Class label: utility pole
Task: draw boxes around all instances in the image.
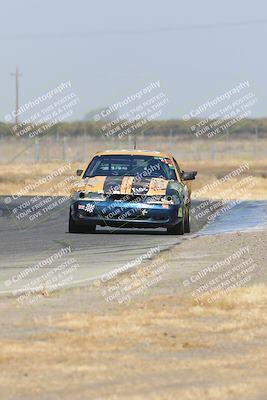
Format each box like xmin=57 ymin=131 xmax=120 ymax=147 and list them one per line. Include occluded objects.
xmin=10 ymin=67 xmax=22 ymax=125
xmin=255 ymin=125 xmax=258 ymax=158
xmin=169 ymin=128 xmax=173 ymax=149
xmin=133 ymin=98 xmax=137 ymax=150
xmin=133 ymin=133 xmax=137 ymax=150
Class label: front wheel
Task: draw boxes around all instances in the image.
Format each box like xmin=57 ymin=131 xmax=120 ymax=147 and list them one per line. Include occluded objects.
xmin=68 ymin=211 xmax=96 ymax=233
xmin=184 ymin=209 xmax=190 ymax=233
xmin=167 ymin=217 xmax=185 ymax=235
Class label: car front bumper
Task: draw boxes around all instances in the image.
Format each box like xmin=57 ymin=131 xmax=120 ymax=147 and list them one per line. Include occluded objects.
xmin=70 ymin=200 xmax=183 ymax=229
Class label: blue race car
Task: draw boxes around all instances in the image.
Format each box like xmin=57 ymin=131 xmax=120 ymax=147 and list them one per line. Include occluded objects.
xmin=69 ymin=150 xmax=197 ymax=234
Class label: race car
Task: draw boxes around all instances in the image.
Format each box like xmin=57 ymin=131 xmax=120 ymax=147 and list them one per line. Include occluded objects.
xmin=69 ymin=150 xmax=197 ymax=234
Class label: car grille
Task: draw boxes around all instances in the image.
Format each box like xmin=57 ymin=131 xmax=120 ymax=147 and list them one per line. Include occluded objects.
xmin=108 ymin=194 xmax=144 ymax=202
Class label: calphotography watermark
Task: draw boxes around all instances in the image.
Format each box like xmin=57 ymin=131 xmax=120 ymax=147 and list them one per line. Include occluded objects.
xmin=5 ymin=80 xmax=80 ymax=138
xmin=94 ymin=81 xmax=169 ymax=139
xmin=182 ymin=80 xmax=258 ymax=138
xmin=191 ymin=163 xmax=257 ymax=230
xmin=4 ymin=246 xmax=79 ymax=305
xmin=4 ymin=163 xmax=76 ymax=229
xmin=93 ymin=246 xmax=167 ymax=304
xmin=182 ymin=246 xmax=260 ymax=305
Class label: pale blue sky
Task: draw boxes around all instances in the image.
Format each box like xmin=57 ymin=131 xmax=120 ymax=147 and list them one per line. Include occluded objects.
xmin=0 ymin=0 xmax=266 ymax=120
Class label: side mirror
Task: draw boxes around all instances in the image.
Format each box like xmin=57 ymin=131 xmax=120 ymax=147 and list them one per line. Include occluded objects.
xmin=181 ymin=171 xmax=197 ymax=181
xmin=76 ymin=169 xmax=83 ymax=177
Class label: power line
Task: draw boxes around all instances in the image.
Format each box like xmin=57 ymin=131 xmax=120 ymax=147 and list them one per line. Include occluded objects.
xmin=1 ymin=19 xmax=267 ymax=40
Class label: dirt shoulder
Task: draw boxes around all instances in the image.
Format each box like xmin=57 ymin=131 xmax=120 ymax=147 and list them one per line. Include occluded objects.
xmin=0 ymin=228 xmax=266 ymax=400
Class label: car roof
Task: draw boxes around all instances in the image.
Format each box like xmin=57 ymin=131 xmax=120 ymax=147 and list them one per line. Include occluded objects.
xmin=95 ymin=149 xmax=174 ymax=158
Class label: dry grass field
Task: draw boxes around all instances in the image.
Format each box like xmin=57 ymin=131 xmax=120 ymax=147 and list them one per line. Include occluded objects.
xmin=0 ymin=159 xmax=266 ymax=199
xmin=0 ymin=137 xmax=267 ymax=199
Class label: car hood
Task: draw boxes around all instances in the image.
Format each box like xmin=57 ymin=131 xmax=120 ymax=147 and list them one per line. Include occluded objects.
xmin=73 ymin=175 xmax=169 ymax=196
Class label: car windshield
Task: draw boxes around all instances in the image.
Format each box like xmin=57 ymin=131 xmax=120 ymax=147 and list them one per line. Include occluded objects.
xmin=84 ymin=155 xmax=177 ymax=180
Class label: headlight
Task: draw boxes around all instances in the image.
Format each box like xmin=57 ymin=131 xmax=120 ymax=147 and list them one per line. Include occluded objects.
xmin=146 ymin=195 xmax=177 ymax=205
xmin=73 ymin=192 xmax=106 ymax=201
xmin=161 ymin=195 xmax=175 ymax=204
xmin=72 ymin=192 xmax=82 ymax=200
xmin=146 ymin=195 xmax=162 ymax=204
xmin=86 ymin=192 xmax=106 ymax=201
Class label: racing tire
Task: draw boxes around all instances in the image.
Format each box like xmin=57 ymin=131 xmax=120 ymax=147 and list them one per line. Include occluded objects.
xmin=85 ymin=225 xmax=96 ymax=233
xmin=184 ymin=209 xmax=190 ymax=233
xmin=167 ymin=216 xmax=185 ymax=235
xmin=68 ymin=212 xmax=96 ymax=234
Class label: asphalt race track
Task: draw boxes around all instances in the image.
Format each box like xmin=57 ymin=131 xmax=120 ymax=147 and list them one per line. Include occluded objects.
xmin=0 ymin=197 xmax=266 ymax=294
xmin=0 ymin=197 xmax=202 ymax=294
